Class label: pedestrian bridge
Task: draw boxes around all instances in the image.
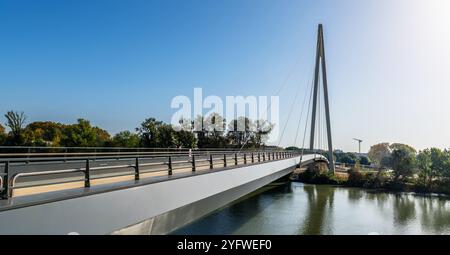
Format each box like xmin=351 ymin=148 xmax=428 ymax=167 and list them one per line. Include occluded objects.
xmin=0 ymin=150 xmax=327 ymax=234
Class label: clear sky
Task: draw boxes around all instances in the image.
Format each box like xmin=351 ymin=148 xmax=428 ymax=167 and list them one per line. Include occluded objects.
xmin=1 ymin=0 xmax=449 ymax=152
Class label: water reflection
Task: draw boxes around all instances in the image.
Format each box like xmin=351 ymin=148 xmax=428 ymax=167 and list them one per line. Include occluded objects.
xmin=393 ymin=195 xmax=417 ymax=225
xmin=300 ymin=185 xmax=334 ymax=234
xmin=420 ymin=196 xmax=450 ymax=233
xmin=172 ymin=183 xmax=450 ymax=235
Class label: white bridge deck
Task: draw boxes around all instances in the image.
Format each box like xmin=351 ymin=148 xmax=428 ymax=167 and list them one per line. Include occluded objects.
xmin=0 ymin=153 xmax=327 ymax=235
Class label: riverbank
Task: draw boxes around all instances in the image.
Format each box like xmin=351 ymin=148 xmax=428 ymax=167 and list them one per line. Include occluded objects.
xmin=290 ymin=164 xmax=450 ymax=196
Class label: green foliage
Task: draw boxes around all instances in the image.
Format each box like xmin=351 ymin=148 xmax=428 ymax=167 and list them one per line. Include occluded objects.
xmin=415 ymin=148 xmax=450 ymax=192
xmin=174 ymin=130 xmax=197 ymax=148
xmin=194 ymin=114 xmax=273 ymax=149
xmin=60 ymin=119 xmax=110 ymax=147
xmin=137 ymin=118 xmax=164 ymax=147
xmin=111 ymin=131 xmax=140 ymax=147
xmin=359 ymin=156 xmax=371 ymax=165
xmin=0 ymin=124 xmax=6 ymax=144
xmin=390 ymin=147 xmax=416 ymax=182
xmin=297 ymin=170 xmax=342 ymax=185
xmin=390 ymin=143 xmax=417 ymax=155
xmin=336 ymin=152 xmax=358 ymax=164
xmin=295 ymin=162 xmax=345 ymax=185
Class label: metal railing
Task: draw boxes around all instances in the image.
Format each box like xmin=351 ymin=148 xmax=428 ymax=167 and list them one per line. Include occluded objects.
xmin=0 ymin=150 xmax=301 ymax=199
xmin=0 ymin=146 xmax=288 ymax=159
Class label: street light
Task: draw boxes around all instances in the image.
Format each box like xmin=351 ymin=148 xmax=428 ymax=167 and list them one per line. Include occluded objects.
xmin=353 ymin=138 xmax=363 ymax=154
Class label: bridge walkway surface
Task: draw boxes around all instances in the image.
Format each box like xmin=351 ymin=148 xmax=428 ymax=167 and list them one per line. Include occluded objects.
xmin=0 ymin=151 xmax=327 ymax=234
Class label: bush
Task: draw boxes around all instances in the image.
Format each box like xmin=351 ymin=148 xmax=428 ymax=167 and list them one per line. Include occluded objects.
xmin=295 ymin=162 xmax=344 ymax=185
xmin=296 ymin=170 xmax=342 ymax=185
xmin=362 ymin=171 xmax=389 ymax=189
xmin=347 ymin=169 xmax=363 ymax=187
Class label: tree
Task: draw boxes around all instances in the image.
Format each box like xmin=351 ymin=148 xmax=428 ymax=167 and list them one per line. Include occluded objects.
xmin=191 ymin=113 xmax=228 ymax=148
xmin=137 ymin=118 xmax=176 ymax=148
xmin=390 ymin=143 xmax=416 ymax=156
xmin=359 ymin=156 xmax=371 ymax=165
xmin=158 ymin=124 xmax=176 ymax=148
xmin=174 ymin=130 xmax=197 ymax=148
xmin=4 ymin=111 xmax=27 ymax=145
xmin=226 ymin=117 xmax=254 ymax=148
xmin=112 ymin=131 xmax=140 ymax=147
xmin=24 ymin=121 xmax=64 ymax=146
xmin=416 ymin=149 xmax=434 ymax=189
xmin=61 ymin=119 xmax=110 ymax=147
xmin=429 ymin=148 xmax=450 ymax=178
xmin=253 ymin=119 xmax=274 ymax=148
xmin=171 ymin=118 xmax=198 ymax=148
xmin=391 ymin=148 xmax=416 ymax=181
xmin=0 ymin=124 xmax=6 ymax=145
xmin=338 ymin=153 xmax=358 ymax=164
xmin=368 ymin=143 xmax=391 ymax=167
xmin=137 ymin=118 xmax=164 ymax=147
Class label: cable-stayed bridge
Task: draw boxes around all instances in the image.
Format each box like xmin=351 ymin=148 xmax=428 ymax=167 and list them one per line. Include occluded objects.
xmin=0 ymin=24 xmax=335 ymax=234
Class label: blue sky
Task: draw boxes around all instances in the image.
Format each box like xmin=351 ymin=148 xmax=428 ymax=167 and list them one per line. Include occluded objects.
xmin=1 ymin=0 xmax=449 ymax=152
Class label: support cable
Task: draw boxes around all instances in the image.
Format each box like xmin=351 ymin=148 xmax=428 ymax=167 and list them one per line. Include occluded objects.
xmin=238 ymin=56 xmax=304 ymax=153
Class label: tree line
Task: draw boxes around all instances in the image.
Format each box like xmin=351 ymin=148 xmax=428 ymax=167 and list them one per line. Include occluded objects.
xmin=354 ymin=142 xmax=450 ymax=194
xmin=293 ymin=142 xmax=450 ymax=195
xmin=0 ymin=111 xmax=274 ymax=149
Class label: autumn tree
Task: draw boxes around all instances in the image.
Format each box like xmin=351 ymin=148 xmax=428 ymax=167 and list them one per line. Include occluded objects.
xmin=24 ymin=121 xmax=64 ymax=146
xmin=368 ymin=143 xmax=391 ymax=168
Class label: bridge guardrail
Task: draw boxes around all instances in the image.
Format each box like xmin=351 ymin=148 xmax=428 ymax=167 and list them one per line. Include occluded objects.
xmin=1 ymin=150 xmax=302 ymax=200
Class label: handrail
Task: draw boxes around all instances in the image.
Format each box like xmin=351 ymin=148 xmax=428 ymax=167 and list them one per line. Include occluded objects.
xmin=0 ymin=149 xmax=289 ymax=162
xmin=0 ymin=151 xmax=303 ymax=199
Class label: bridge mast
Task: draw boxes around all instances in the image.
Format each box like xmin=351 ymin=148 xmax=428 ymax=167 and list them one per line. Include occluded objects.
xmin=309 ymin=24 xmax=335 ymax=172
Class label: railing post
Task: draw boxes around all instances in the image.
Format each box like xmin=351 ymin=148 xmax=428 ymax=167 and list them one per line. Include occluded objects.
xmin=135 ymin=157 xmax=140 ymax=180
xmin=251 ymin=153 xmax=254 ymax=163
xmin=258 ymin=153 xmax=260 ymax=162
xmin=268 ymin=153 xmax=271 ymax=160
xmin=244 ymin=153 xmax=247 ymax=164
xmin=1 ymin=162 xmax=10 ymax=199
xmin=209 ymin=154 xmax=214 ymax=169
xmin=168 ymin=156 xmax=173 ymax=175
xmin=223 ymin=154 xmax=227 ymax=167
xmin=192 ymin=155 xmax=196 ymax=172
xmin=85 ymin=159 xmax=91 ymax=188
xmin=263 ymin=153 xmax=266 ymax=161
xmin=234 ymin=153 xmax=238 ymax=165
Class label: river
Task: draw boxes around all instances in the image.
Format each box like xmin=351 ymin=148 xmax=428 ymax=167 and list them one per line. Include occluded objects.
xmin=171 ymin=182 xmax=450 ymax=235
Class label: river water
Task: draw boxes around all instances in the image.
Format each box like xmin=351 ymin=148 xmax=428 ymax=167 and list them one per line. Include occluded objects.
xmin=172 ymin=182 xmax=450 ymax=235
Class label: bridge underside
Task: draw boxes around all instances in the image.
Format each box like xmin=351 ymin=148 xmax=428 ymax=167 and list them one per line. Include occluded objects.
xmin=112 ymin=163 xmax=294 ymax=235
xmin=0 ymin=154 xmax=326 ymax=235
